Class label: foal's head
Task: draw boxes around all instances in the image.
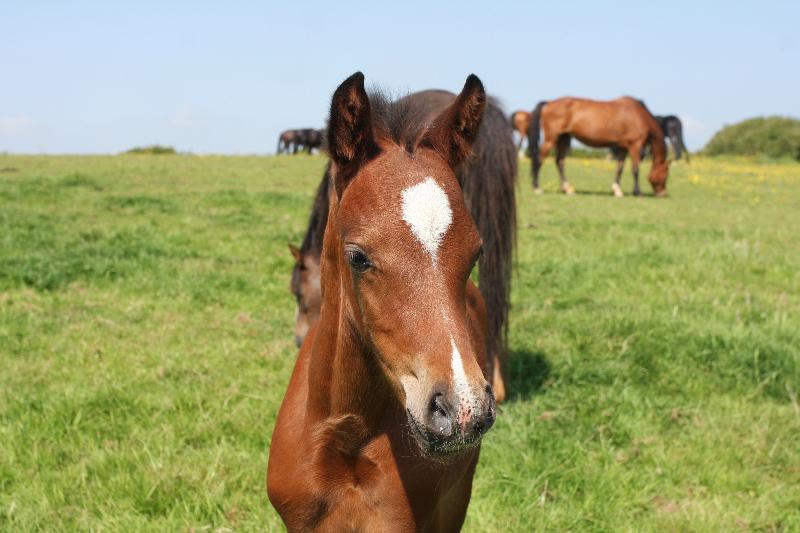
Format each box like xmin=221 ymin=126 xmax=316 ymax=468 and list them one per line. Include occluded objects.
xmin=324 ymin=72 xmax=496 ymax=456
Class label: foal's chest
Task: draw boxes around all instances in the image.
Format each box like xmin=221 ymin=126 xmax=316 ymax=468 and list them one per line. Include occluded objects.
xmin=300 ymin=436 xmax=416 ymax=531
xmin=299 ymin=436 xmax=476 ymax=532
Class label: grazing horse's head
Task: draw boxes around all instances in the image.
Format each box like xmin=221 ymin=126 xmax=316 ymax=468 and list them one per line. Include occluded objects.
xmin=649 ymin=159 xmax=670 ymax=197
xmin=324 ymin=72 xmax=496 ymax=456
xmin=289 ymin=244 xmax=321 ymax=347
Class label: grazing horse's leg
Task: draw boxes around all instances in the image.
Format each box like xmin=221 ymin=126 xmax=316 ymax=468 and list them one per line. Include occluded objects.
xmin=555 ymin=134 xmax=574 ymax=194
xmin=612 ymin=150 xmax=626 ymax=197
xmin=533 ymin=139 xmax=553 ymax=194
xmin=629 ymin=144 xmax=643 ymax=196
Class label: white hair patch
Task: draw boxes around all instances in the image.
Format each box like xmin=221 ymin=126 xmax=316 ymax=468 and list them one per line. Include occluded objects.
xmin=401 ymin=177 xmax=452 ymax=261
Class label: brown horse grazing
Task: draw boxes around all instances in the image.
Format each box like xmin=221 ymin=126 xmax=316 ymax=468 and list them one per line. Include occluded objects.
xmin=527 ymin=97 xmax=670 ymax=196
xmin=288 ymin=89 xmax=516 ymax=404
xmin=510 ymin=110 xmax=531 ymax=152
xmin=269 ymin=73 xmax=500 ymax=531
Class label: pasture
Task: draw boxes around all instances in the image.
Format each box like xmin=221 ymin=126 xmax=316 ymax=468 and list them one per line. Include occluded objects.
xmin=1 ymin=153 xmax=798 ymax=531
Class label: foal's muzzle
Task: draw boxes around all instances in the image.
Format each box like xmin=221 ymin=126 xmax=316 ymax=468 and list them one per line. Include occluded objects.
xmin=413 ymin=384 xmax=496 ymax=455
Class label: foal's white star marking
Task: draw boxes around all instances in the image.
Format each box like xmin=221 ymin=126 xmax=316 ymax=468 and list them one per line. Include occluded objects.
xmin=401 ymin=177 xmax=452 ymax=262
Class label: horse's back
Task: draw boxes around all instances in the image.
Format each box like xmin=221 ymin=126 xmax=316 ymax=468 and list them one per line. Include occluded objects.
xmin=545 ymin=96 xmax=642 ymax=115
xmin=541 ymin=96 xmax=651 ymax=146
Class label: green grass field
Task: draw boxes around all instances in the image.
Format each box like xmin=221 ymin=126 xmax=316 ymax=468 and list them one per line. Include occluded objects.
xmin=1 ymin=153 xmax=798 ymax=531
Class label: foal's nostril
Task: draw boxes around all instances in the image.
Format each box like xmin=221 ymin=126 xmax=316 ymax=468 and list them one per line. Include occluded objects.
xmin=426 ymin=392 xmax=454 ymax=437
xmin=483 ymin=385 xmax=497 ymax=433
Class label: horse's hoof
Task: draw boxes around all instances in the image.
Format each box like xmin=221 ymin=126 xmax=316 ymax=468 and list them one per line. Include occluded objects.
xmin=633 ymin=190 xmax=641 ymax=197
xmin=533 ymin=187 xmax=544 ymax=195
xmin=563 ymin=185 xmax=575 ymax=195
xmin=612 ymin=184 xmax=624 ymax=197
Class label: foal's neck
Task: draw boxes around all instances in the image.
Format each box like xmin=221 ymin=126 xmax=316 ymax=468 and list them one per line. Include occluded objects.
xmin=305 ymin=211 xmax=391 ymax=429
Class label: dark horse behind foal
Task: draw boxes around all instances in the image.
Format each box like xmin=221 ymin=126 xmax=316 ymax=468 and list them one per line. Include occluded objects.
xmin=269 ymin=73 xmax=502 ymax=531
xmin=612 ymin=112 xmax=690 ymax=162
xmin=289 ymin=87 xmax=516 ymax=402
xmin=527 ymin=97 xmax=670 ymax=196
xmin=656 ymin=115 xmax=690 ymax=161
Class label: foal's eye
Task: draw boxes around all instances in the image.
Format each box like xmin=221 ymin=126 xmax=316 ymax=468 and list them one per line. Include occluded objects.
xmin=345 ymin=246 xmax=371 ymax=274
xmin=469 ymin=246 xmax=483 ymax=277
xmin=472 ymin=246 xmax=484 ymax=268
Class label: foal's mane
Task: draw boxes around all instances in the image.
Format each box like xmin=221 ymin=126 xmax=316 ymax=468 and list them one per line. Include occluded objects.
xmin=298 ymin=163 xmax=330 ymax=258
xmin=367 ymin=89 xmax=455 ymax=153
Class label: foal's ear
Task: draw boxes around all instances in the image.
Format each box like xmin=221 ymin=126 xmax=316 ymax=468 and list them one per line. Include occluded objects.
xmin=327 ymin=72 xmax=378 ymax=197
xmin=288 ymin=244 xmax=302 ymax=263
xmin=420 ymin=74 xmax=486 ymax=169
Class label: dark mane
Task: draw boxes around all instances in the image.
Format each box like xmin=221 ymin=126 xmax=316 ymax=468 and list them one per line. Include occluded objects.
xmin=299 ymin=163 xmax=331 ymax=257
xmin=460 ymin=97 xmax=517 ymax=368
xmin=367 ymin=89 xmax=441 ymax=153
xmin=635 ymin=98 xmax=653 ymax=117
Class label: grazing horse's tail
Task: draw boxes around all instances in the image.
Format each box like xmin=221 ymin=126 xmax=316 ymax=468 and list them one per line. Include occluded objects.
xmin=672 ymin=117 xmax=690 ymax=162
xmin=527 ymin=101 xmax=546 ymax=169
xmin=277 ymin=135 xmax=282 ymax=155
xmin=461 ymin=98 xmax=517 ymax=386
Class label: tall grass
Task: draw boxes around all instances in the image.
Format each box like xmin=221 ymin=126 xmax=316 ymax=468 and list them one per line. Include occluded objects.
xmin=0 ymin=153 xmax=798 ymax=530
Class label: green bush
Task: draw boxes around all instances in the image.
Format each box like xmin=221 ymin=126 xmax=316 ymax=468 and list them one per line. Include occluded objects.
xmin=704 ymin=116 xmax=800 ymax=160
xmin=124 ymin=145 xmax=176 ymax=155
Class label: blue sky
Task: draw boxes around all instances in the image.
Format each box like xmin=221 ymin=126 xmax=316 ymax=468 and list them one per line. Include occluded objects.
xmin=2 ymin=1 xmax=798 ymax=154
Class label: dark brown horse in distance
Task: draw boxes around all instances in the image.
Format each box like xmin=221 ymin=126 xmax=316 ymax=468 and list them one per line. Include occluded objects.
xmin=528 ymin=97 xmax=670 ymax=196
xmin=269 ymin=73 xmax=501 ymax=531
xmin=276 ymin=129 xmax=300 ymax=154
xmin=510 ymin=110 xmax=531 ymax=151
xmin=655 ymin=115 xmax=690 ymax=161
xmin=297 ymin=128 xmax=324 ymax=154
xmin=277 ymin=128 xmax=325 ymax=155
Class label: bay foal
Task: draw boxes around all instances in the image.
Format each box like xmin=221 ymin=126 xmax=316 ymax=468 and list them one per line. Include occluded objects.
xmin=289 ymin=88 xmax=516 ymax=403
xmin=268 ymin=73 xmax=497 ymax=531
